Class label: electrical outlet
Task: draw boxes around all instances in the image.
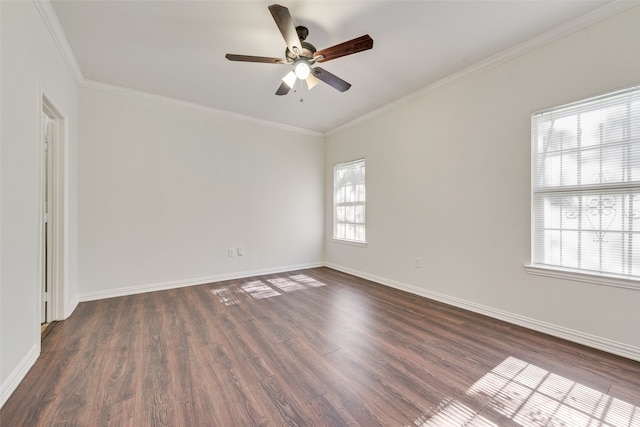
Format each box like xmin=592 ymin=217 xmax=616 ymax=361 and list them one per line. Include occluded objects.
xmin=237 ymin=247 xmax=245 ymax=256
xmin=228 ymin=248 xmax=235 ymax=257
xmin=415 ymin=257 xmax=421 ymax=268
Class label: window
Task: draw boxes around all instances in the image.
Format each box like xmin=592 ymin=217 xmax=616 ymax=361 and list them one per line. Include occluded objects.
xmin=531 ymin=85 xmax=640 ymax=282
xmin=333 ymin=158 xmax=366 ymax=243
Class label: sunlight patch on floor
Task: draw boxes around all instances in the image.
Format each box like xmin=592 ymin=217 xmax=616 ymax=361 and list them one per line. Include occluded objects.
xmin=288 ymin=274 xmax=326 ymax=287
xmin=241 ymin=280 xmax=281 ymax=299
xmin=210 ymin=274 xmax=326 ymax=306
xmin=413 ymin=356 xmax=640 ymax=426
xmin=412 ymin=398 xmax=497 ymax=426
xmin=210 ymin=286 xmax=243 ymax=306
xmin=268 ymin=277 xmax=306 ymax=292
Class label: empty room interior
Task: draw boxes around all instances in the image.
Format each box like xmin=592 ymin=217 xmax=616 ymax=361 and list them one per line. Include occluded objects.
xmin=2 ymin=0 xmax=640 ymax=425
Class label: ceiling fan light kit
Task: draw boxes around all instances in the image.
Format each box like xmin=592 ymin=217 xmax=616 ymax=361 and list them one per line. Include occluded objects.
xmin=282 ymin=71 xmax=297 ymax=88
xmin=294 ymin=60 xmax=311 ymax=80
xmin=225 ymin=4 xmax=373 ymax=96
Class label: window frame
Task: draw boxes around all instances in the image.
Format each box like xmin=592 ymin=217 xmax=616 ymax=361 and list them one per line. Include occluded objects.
xmin=528 ymin=84 xmax=640 ymax=290
xmin=333 ymin=158 xmax=367 ymax=245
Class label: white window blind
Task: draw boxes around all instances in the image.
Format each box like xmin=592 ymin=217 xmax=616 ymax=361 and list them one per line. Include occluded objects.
xmin=532 ymin=85 xmax=640 ymax=281
xmin=334 ymin=158 xmax=366 ymax=243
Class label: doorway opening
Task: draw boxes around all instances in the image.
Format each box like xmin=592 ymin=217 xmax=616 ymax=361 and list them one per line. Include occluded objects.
xmin=40 ymin=95 xmax=65 ymax=338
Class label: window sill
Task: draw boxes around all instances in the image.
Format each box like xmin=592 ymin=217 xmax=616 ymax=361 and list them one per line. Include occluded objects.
xmin=524 ymin=264 xmax=640 ymax=291
xmin=331 ymin=238 xmax=368 ymax=248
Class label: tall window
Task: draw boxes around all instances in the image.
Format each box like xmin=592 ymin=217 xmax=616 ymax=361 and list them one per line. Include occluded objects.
xmin=334 ymin=158 xmax=366 ymax=243
xmin=532 ymin=85 xmax=640 ymax=281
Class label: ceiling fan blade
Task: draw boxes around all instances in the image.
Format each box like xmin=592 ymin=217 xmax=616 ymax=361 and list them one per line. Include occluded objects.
xmin=268 ymin=4 xmax=303 ymax=57
xmin=313 ymin=35 xmax=373 ymax=63
xmin=312 ymin=67 xmax=351 ymax=92
xmin=225 ymin=54 xmax=286 ymax=64
xmin=275 ymin=81 xmax=291 ymax=96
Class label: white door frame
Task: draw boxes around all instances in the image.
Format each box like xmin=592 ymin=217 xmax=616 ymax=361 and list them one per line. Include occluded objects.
xmin=39 ymin=90 xmax=66 ymax=324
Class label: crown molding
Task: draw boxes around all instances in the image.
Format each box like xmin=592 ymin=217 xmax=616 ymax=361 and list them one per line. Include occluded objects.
xmin=33 ymin=0 xmax=638 ymax=137
xmin=33 ymin=0 xmax=321 ymax=137
xmin=33 ymin=0 xmax=83 ymax=83
xmin=327 ymin=1 xmax=639 ymax=137
xmin=80 ymin=79 xmax=324 ymax=137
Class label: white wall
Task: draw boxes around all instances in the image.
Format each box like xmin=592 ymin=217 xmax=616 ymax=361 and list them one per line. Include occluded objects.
xmin=0 ymin=0 xmax=79 ymax=406
xmin=2 ymin=1 xmax=638 ymax=413
xmin=326 ymin=6 xmax=640 ymax=360
xmin=78 ymin=87 xmax=324 ymax=299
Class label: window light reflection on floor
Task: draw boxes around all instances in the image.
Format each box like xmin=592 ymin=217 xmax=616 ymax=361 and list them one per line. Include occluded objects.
xmin=414 ymin=356 xmax=639 ymax=426
xmin=241 ymin=280 xmax=281 ymax=299
xmin=210 ymin=274 xmax=326 ymax=306
xmin=288 ymin=274 xmax=326 ymax=287
xmin=209 ymin=286 xmax=242 ymax=306
xmin=413 ymin=398 xmax=497 ymax=426
xmin=267 ymin=277 xmax=306 ymax=292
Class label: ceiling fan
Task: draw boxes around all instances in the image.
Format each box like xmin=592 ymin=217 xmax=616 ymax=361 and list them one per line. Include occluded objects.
xmin=225 ymin=4 xmax=373 ymax=96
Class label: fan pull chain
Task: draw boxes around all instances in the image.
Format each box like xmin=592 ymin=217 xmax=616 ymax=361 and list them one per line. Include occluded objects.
xmin=292 ymin=77 xmax=304 ymax=102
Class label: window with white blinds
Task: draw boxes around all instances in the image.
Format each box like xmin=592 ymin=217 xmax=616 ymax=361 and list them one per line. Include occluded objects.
xmin=334 ymin=158 xmax=366 ymax=243
xmin=532 ymin=85 xmax=640 ymax=281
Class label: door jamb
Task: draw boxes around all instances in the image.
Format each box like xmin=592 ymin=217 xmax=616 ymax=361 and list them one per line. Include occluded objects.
xmin=39 ymin=89 xmax=66 ymax=325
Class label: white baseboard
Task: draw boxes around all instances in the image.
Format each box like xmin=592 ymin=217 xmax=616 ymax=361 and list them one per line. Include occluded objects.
xmin=78 ymin=262 xmax=324 ymax=302
xmin=64 ymin=295 xmax=79 ymax=319
xmin=4 ymin=262 xmax=637 ymax=412
xmin=325 ymin=262 xmax=640 ymax=363
xmin=0 ymin=344 xmax=39 ymax=409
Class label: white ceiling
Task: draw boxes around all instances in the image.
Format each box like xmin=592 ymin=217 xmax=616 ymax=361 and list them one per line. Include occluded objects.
xmin=51 ymin=0 xmax=615 ymax=133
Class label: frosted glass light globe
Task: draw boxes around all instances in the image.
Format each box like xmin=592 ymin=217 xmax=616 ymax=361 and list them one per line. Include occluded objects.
xmin=294 ymin=62 xmax=310 ymax=80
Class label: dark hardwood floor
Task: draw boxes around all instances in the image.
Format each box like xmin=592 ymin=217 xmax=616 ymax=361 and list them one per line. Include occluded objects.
xmin=2 ymin=267 xmax=639 ymax=426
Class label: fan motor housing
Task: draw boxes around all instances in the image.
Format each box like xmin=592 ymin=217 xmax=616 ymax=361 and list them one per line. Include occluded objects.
xmin=296 ymin=25 xmax=309 ymax=41
xmin=285 ymin=26 xmax=316 ymax=62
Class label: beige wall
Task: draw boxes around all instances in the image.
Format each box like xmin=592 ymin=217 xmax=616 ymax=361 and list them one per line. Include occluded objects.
xmin=1 ymin=0 xmax=79 ymax=405
xmin=3 ymin=0 xmax=640 ymax=412
xmin=325 ymin=6 xmax=640 ymax=360
xmin=77 ymin=87 xmax=325 ymax=299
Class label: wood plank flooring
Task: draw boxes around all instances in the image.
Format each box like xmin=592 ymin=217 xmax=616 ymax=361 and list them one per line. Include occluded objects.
xmin=2 ymin=267 xmax=639 ymax=426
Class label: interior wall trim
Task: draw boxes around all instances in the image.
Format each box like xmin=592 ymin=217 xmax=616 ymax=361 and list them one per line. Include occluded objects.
xmin=64 ymin=295 xmax=79 ymax=319
xmin=80 ymin=79 xmax=323 ymax=138
xmin=326 ymin=2 xmax=638 ymax=137
xmin=0 ymin=344 xmax=39 ymax=409
xmin=33 ymin=0 xmax=83 ymax=83
xmin=78 ymin=262 xmax=325 ymax=302
xmin=325 ymin=262 xmax=640 ymax=363
xmin=32 ymin=1 xmax=321 ymax=137
xmin=35 ymin=0 xmax=636 ymax=137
